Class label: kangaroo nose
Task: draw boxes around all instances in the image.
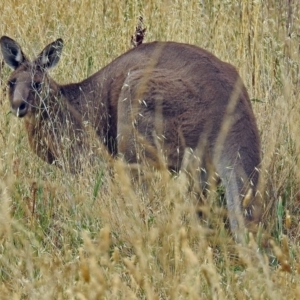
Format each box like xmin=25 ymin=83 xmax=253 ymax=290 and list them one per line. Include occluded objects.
xmin=11 ymin=101 xmax=28 ymax=117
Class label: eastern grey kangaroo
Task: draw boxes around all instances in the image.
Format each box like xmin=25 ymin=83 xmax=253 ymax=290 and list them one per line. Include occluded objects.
xmin=0 ymin=36 xmax=261 ymax=240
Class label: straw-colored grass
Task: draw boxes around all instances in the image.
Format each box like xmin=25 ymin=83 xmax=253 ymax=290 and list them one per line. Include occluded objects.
xmin=1 ymin=0 xmax=300 ymax=299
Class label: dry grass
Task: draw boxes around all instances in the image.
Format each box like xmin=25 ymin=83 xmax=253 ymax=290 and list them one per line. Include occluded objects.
xmin=1 ymin=0 xmax=300 ymax=299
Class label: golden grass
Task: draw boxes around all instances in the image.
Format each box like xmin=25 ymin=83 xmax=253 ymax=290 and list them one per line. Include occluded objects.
xmin=1 ymin=0 xmax=300 ymax=299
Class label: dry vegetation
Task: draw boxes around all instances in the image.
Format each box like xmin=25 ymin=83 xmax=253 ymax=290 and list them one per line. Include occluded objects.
xmin=1 ymin=0 xmax=300 ymax=299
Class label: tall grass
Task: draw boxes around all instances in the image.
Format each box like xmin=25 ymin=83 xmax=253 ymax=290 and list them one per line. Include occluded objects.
xmin=1 ymin=0 xmax=300 ymax=298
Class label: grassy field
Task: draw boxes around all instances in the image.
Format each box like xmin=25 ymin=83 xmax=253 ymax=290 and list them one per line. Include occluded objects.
xmin=1 ymin=0 xmax=300 ymax=299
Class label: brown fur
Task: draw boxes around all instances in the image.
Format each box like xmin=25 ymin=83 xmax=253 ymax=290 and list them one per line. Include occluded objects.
xmin=0 ymin=36 xmax=261 ymax=241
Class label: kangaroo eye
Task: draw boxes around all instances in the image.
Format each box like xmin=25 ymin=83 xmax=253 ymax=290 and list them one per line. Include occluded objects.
xmin=8 ymin=79 xmax=16 ymax=89
xmin=32 ymin=82 xmax=42 ymax=92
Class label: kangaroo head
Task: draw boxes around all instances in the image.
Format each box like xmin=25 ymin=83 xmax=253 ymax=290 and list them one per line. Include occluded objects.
xmin=0 ymin=36 xmax=63 ymax=118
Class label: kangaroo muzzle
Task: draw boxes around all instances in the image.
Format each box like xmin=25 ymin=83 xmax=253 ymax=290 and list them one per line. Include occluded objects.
xmin=11 ymin=99 xmax=28 ymax=117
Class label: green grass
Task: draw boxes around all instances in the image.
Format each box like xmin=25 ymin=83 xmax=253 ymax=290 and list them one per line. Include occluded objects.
xmin=1 ymin=0 xmax=300 ymax=299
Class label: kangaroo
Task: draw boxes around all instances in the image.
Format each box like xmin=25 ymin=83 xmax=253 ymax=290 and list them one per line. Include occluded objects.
xmin=0 ymin=36 xmax=261 ymax=241
xmin=131 ymin=16 xmax=146 ymax=48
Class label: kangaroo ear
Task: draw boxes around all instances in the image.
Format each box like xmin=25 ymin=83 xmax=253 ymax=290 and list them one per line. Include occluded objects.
xmin=36 ymin=38 xmax=64 ymax=69
xmin=0 ymin=36 xmax=27 ymax=69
